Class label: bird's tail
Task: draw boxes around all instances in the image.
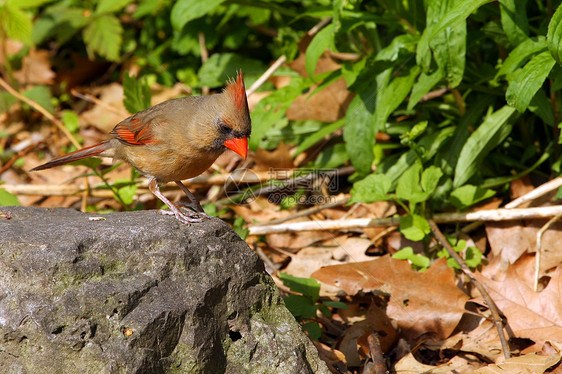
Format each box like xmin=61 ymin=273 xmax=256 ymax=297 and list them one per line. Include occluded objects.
xmin=31 ymin=140 xmax=111 ymax=171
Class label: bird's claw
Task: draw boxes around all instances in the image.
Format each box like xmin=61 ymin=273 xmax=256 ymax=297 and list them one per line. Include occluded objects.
xmin=158 ymin=208 xmax=209 ymax=224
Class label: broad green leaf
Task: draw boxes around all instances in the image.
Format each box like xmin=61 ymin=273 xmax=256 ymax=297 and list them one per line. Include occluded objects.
xmin=506 ymin=50 xmax=555 ymax=112
xmin=421 ymin=166 xmax=443 ymax=196
xmin=373 ymin=65 xmax=420 ymax=130
xmin=250 ymin=78 xmax=307 ymax=151
xmin=454 ymin=105 xmax=516 ymax=187
xmin=400 ymin=214 xmax=430 ymax=241
xmin=407 ymin=69 xmax=444 ymax=111
xmin=0 ymin=188 xmax=20 ymax=206
xmin=283 ymin=295 xmax=318 ymax=318
xmin=305 ymin=24 xmax=334 ymax=79
xmin=332 ymin=0 xmax=345 ymax=32
xmin=96 ymin=0 xmax=134 ymax=14
xmin=323 ymin=300 xmax=349 ymax=309
xmin=396 ymin=161 xmax=427 ymax=203
xmin=350 ymin=173 xmax=391 ymax=203
xmin=464 ymin=246 xmax=483 ymax=268
xmin=529 ymin=89 xmax=554 ymax=126
xmin=449 ymin=184 xmax=495 ymax=210
xmin=171 ymin=0 xmax=227 ymax=30
xmin=114 ymin=179 xmax=137 ymax=206
xmin=123 ymin=73 xmax=151 ymax=114
xmin=312 ymin=143 xmax=349 ymax=169
xmin=197 ymin=53 xmax=265 ymax=88
xmin=1 ymin=5 xmax=32 ymax=45
xmin=23 ymin=86 xmax=54 ymax=114
xmin=499 ymin=0 xmax=529 ymax=46
xmin=417 ymin=0 xmax=492 ymax=70
xmin=302 ymin=322 xmax=322 ymax=340
xmin=279 ymin=272 xmax=320 ymax=302
xmin=83 ymin=14 xmax=123 ymax=61
xmin=7 ymin=0 xmax=54 ymax=8
xmin=295 ymin=119 xmax=344 ymax=156
xmin=392 ymin=247 xmax=414 ymax=260
xmin=427 ymin=0 xmax=466 ymax=87
xmin=0 ymin=91 xmax=17 ymax=113
xmin=496 ymin=37 xmax=547 ymax=79
xmin=343 ymin=94 xmax=375 ymax=176
xmin=70 ymin=158 xmax=103 ymax=170
xmin=547 ymin=3 xmax=562 ymax=64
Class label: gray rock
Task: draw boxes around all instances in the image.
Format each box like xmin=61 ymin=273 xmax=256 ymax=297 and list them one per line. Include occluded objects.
xmin=0 ymin=206 xmax=329 ymax=374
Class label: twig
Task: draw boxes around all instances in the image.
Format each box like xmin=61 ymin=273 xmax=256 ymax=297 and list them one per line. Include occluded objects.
xmin=246 ymin=55 xmax=287 ymax=97
xmin=0 ymin=142 xmax=41 ymax=175
xmin=367 ymin=333 xmax=387 ymax=374
xmin=461 ymin=177 xmax=562 ymax=233
xmin=253 ymin=196 xmax=350 ymax=226
xmin=247 ymin=205 xmax=562 ymax=235
xmin=70 ymin=88 xmax=126 ymax=116
xmin=428 ymin=219 xmax=511 ymax=359
xmin=0 ymin=77 xmax=81 ymax=149
xmin=534 ymin=213 xmax=562 ymax=291
xmin=199 ymin=32 xmax=210 ymax=96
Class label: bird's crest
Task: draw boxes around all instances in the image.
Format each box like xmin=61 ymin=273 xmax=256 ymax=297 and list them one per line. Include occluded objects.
xmin=225 ymin=70 xmax=248 ymax=111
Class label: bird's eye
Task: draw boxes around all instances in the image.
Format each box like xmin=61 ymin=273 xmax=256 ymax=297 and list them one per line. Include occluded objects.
xmin=218 ymin=120 xmax=231 ymax=134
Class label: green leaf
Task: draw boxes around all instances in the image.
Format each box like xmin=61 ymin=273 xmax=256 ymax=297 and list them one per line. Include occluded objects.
xmin=548 ymin=3 xmax=562 ymax=64
xmin=496 ymin=37 xmax=547 ymax=80
xmin=61 ymin=111 xmax=80 ymax=133
xmin=392 ymin=246 xmax=414 ymax=260
xmin=0 ymin=188 xmax=20 ymax=206
xmin=70 ymin=158 xmax=103 ymax=170
xmin=499 ymin=0 xmax=529 ymax=46
xmin=373 ymin=65 xmax=420 ymax=130
xmin=400 ymin=214 xmax=431 ymax=241
xmin=465 ymin=246 xmax=483 ymax=268
xmin=295 ymin=119 xmax=344 ymax=156
xmin=454 ymin=105 xmax=516 ymax=188
xmin=171 ymin=0 xmax=227 ymax=30
xmin=305 ymin=24 xmax=334 ymax=79
xmin=407 ymin=70 xmax=444 ymax=111
xmin=279 ymin=272 xmax=320 ymax=302
xmin=506 ymin=50 xmax=556 ymax=112
xmin=1 ymin=5 xmax=33 ymax=45
xmin=0 ymin=91 xmax=18 ymax=113
xmin=350 ymin=173 xmax=391 ymax=203
xmin=283 ymin=295 xmax=318 ymax=318
xmin=343 ymin=92 xmax=375 ymax=177
xmin=123 ymin=73 xmax=151 ymax=114
xmin=417 ymin=0 xmax=492 ymax=70
xmin=323 ymin=300 xmax=349 ymax=309
xmin=396 ymin=161 xmax=427 ymax=203
xmin=449 ymin=184 xmax=495 ymax=210
xmin=232 ymin=216 xmax=249 ymax=240
xmin=421 ymin=166 xmax=443 ymax=196
xmin=96 ymin=0 xmax=134 ymax=14
xmin=83 ymin=14 xmax=123 ymax=61
xmin=302 ymin=322 xmax=322 ymax=340
xmin=113 ymin=178 xmax=137 ymax=206
xmin=23 ymin=85 xmax=54 ymax=114
xmin=197 ymin=53 xmax=265 ymax=88
xmin=529 ymin=89 xmax=554 ymax=126
xmin=427 ymin=0 xmax=467 ymax=87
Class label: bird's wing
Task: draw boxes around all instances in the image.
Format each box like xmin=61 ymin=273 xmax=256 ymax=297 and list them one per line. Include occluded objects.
xmin=110 ymin=116 xmax=158 ymax=145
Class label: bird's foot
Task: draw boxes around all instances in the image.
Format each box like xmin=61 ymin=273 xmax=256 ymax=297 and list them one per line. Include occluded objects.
xmin=174 ymin=200 xmax=205 ymax=213
xmin=158 ymin=207 xmax=209 ymax=224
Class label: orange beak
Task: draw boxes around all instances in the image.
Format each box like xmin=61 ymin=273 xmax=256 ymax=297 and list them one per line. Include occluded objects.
xmin=224 ymin=137 xmax=248 ymax=159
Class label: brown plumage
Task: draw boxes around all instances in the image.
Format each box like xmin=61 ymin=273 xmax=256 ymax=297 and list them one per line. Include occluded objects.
xmin=32 ymin=71 xmax=251 ymax=224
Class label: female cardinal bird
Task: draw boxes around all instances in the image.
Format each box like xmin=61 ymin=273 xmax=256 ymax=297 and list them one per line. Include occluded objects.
xmin=32 ymin=71 xmax=251 ymax=224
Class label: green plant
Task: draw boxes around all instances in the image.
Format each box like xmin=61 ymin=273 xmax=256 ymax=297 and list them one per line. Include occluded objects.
xmin=279 ymin=272 xmax=348 ymax=340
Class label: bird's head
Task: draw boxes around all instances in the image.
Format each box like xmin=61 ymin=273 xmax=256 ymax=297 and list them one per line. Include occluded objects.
xmin=213 ymin=71 xmax=252 ymax=159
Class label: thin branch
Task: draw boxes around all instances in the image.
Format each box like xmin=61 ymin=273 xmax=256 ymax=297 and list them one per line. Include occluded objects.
xmin=247 ymin=205 xmax=562 ymax=235
xmin=246 ymin=55 xmax=287 ymax=97
xmin=367 ymin=333 xmax=387 ymax=374
xmin=534 ymin=213 xmax=562 ymax=291
xmin=70 ymin=88 xmax=126 ymax=116
xmin=429 ymin=219 xmax=511 ymax=359
xmin=0 ymin=77 xmax=81 ymax=149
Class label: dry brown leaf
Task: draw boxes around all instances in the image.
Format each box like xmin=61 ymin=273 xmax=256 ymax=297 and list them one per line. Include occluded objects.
xmin=312 ymin=340 xmax=347 ymax=374
xmin=79 ymin=83 xmax=127 ymax=132
xmin=336 ymin=305 xmax=397 ymax=366
xmin=394 ymin=352 xmax=482 ymax=373
xmin=473 ymin=353 xmax=560 ymax=374
xmin=331 ymin=236 xmax=373 ymax=263
xmin=282 ymin=245 xmax=341 ymax=278
xmin=476 ymin=255 xmax=562 ymax=348
xmin=253 ymin=142 xmax=294 ymax=169
xmin=13 ymin=49 xmax=55 ymax=85
xmin=510 ymin=176 xmax=535 ymax=203
xmin=312 ymin=256 xmax=469 ymax=343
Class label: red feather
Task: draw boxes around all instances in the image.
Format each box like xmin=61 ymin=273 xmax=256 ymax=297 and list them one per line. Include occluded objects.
xmin=111 ymin=117 xmax=157 ymax=145
xmin=226 ymin=70 xmax=247 ymax=110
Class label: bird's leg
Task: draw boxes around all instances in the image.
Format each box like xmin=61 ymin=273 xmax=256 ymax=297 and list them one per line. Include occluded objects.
xmin=148 ymin=178 xmax=207 ymax=224
xmin=174 ymin=180 xmax=206 ymax=214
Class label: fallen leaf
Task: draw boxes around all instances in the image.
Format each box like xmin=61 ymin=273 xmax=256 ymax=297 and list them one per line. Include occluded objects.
xmin=476 ymin=255 xmax=562 ymax=348
xmin=79 ymin=83 xmax=127 ymax=132
xmin=13 ymin=49 xmax=55 ymax=85
xmin=473 ymin=353 xmax=560 ymax=374
xmin=312 ymin=256 xmax=469 ymax=343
